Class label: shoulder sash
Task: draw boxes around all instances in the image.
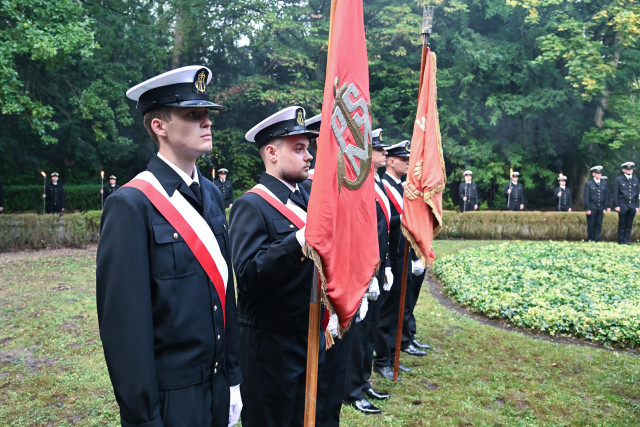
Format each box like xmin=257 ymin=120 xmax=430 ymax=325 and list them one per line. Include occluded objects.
xmin=382 ymin=179 xmax=404 ymax=215
xmin=246 ymin=184 xmax=306 ymax=229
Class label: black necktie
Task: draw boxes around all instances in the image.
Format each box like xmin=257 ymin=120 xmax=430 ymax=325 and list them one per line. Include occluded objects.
xmin=189 ymin=182 xmax=202 ymax=206
xmin=290 ymin=189 xmax=306 ymax=209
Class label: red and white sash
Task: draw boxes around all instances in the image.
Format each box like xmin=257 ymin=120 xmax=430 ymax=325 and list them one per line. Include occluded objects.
xmin=382 ymin=179 xmax=403 ymax=215
xmin=124 ymin=171 xmax=229 ymax=323
xmin=246 ymin=184 xmax=306 ymax=229
xmin=374 ymin=179 xmax=391 ymax=228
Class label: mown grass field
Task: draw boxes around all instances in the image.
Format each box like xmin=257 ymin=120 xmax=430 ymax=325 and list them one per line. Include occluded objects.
xmin=1 ymin=241 xmax=639 ymax=426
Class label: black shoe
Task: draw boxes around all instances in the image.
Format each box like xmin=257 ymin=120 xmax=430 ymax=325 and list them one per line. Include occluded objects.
xmin=364 ymin=387 xmax=391 ymax=401
xmin=402 ymin=344 xmax=427 ymax=357
xmin=398 ymin=363 xmax=413 ymax=373
xmin=349 ymin=398 xmax=381 ymax=414
xmin=412 ymin=338 xmax=432 ymax=350
xmin=373 ymin=365 xmax=401 ymax=381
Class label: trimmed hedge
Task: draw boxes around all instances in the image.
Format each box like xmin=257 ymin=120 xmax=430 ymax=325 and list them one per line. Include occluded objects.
xmin=438 ymin=210 xmax=640 ymax=242
xmin=2 ymin=185 xmax=103 ymax=213
xmin=0 ymin=211 xmax=101 ymax=252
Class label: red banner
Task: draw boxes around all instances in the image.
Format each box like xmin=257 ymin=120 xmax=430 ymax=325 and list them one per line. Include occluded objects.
xmin=401 ymin=49 xmax=445 ymax=266
xmin=304 ymin=0 xmax=378 ymax=331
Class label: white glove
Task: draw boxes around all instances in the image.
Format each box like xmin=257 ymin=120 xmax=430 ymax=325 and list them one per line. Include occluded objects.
xmin=327 ymin=313 xmax=339 ymax=338
xmin=367 ymin=277 xmax=380 ymax=301
xmin=383 ymin=267 xmax=393 ymax=291
xmin=228 ymin=385 xmax=242 ymax=426
xmin=356 ymin=295 xmax=368 ymax=322
xmin=412 ymin=259 xmax=425 ymax=276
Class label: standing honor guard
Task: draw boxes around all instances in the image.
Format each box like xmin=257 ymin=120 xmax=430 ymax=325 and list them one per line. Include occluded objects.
xmin=504 ymin=171 xmax=525 ymax=211
xmin=96 ymin=65 xmax=243 ymax=427
xmin=584 ymin=165 xmax=610 ymax=242
xmin=342 ymin=128 xmax=391 ymax=415
xmin=229 ymin=106 xmax=324 ymax=427
xmin=101 ymin=175 xmax=120 ymax=201
xmin=458 ymin=170 xmax=478 ymax=212
xmin=613 ymin=162 xmax=639 ymax=244
xmin=43 ymin=172 xmax=65 ymax=213
xmin=213 ymin=168 xmax=234 ymax=208
xmin=554 ymin=174 xmax=572 ymax=211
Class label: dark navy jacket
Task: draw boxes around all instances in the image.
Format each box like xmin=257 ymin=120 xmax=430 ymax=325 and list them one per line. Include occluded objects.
xmin=583 ymin=179 xmax=610 ymax=211
xmin=96 ymin=155 xmax=241 ymax=426
xmin=613 ymin=174 xmax=639 ymax=209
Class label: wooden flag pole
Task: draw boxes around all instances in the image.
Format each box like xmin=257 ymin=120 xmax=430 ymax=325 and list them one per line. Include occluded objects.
xmin=392 ymin=240 xmax=410 ymax=382
xmin=303 ymin=268 xmax=321 ymax=426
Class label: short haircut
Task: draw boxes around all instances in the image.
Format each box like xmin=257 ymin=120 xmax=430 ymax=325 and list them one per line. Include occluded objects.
xmin=143 ymin=106 xmax=173 ymax=145
xmin=259 ymin=137 xmax=285 ymax=163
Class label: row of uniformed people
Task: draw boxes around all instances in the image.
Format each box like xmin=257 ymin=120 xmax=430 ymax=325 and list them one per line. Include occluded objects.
xmin=96 ymin=65 xmax=432 ymax=427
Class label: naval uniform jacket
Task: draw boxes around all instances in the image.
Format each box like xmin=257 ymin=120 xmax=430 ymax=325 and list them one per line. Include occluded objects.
xmin=214 ymin=178 xmax=234 ymax=207
xmin=102 ymin=184 xmax=120 ymax=200
xmin=553 ymin=186 xmax=572 ymax=210
xmin=613 ymin=174 xmax=640 ymax=210
xmin=458 ymin=182 xmax=478 ymax=211
xmin=229 ymin=172 xmax=314 ymax=331
xmin=382 ymin=173 xmax=405 ymax=258
xmin=583 ymin=179 xmax=609 ymax=211
xmin=45 ymin=182 xmax=65 ymax=213
xmin=96 ymin=155 xmax=241 ymax=426
xmin=374 ymin=176 xmax=391 ymax=275
xmin=504 ymin=181 xmax=525 ymax=210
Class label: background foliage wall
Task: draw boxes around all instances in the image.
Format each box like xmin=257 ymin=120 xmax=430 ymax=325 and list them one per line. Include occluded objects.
xmin=2 ymin=0 xmax=639 ymax=211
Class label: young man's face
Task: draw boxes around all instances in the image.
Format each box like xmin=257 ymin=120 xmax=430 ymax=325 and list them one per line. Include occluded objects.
xmin=271 ymin=135 xmax=313 ymax=184
xmin=161 ymin=107 xmax=213 ymax=158
xmin=464 ymin=175 xmax=472 ymax=182
xmin=559 ymin=180 xmax=566 ymax=186
xmin=388 ymin=157 xmax=409 ymax=176
xmin=51 ymin=176 xmax=58 ymax=183
xmin=512 ymin=176 xmax=519 ymax=183
xmin=372 ymin=147 xmax=388 ymax=169
xmin=623 ymin=168 xmax=633 ymax=175
xmin=109 ymin=178 xmax=116 ymax=185
xmin=219 ymin=173 xmax=227 ymax=181
xmin=593 ymin=172 xmax=601 ymax=179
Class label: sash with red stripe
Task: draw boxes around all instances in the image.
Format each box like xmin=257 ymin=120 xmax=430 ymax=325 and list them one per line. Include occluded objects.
xmin=374 ymin=182 xmax=390 ymax=228
xmin=124 ymin=172 xmax=229 ymax=324
xmin=246 ymin=186 xmax=306 ymax=229
xmin=383 ymin=179 xmax=404 ymax=215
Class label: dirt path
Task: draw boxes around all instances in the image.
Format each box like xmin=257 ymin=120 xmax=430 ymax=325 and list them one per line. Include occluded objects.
xmin=0 ymin=245 xmax=97 ymax=261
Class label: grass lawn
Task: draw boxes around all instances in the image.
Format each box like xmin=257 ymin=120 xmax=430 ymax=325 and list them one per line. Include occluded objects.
xmin=1 ymin=241 xmax=639 ymax=426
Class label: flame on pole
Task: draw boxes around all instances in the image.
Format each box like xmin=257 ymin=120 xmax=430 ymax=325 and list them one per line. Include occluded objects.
xmin=41 ymin=171 xmax=47 ymax=215
xmin=507 ymin=168 xmax=513 ymax=209
xmin=101 ymin=171 xmax=105 ymax=210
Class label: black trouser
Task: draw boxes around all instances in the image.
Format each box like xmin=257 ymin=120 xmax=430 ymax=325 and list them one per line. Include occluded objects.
xmin=316 ymin=327 xmax=354 ymax=427
xmin=374 ymin=256 xmax=404 ymax=369
xmin=617 ymin=207 xmax=636 ymax=244
xmin=557 ymin=206 xmax=570 ymax=212
xmin=402 ymin=270 xmax=425 ymax=348
xmin=343 ymin=288 xmax=381 ymax=403
xmin=155 ymin=368 xmax=230 ymax=427
xmin=239 ymin=326 xmax=325 ymax=427
xmin=587 ymin=209 xmax=604 ymax=242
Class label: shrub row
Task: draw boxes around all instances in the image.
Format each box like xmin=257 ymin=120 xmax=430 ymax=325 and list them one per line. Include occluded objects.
xmin=0 ymin=211 xmax=101 ymax=252
xmin=438 ymin=210 xmax=640 ymax=242
xmin=2 ymin=185 xmax=104 ymax=213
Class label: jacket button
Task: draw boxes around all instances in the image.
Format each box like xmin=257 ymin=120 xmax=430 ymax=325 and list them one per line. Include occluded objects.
xmin=215 ymin=362 xmax=219 ymax=367
xmin=173 ymin=233 xmax=178 ymax=239
xmin=224 ymin=224 xmax=227 ymax=230
xmin=301 ymin=257 xmax=305 ymax=262
xmin=289 ymin=224 xmax=294 ymax=229
xmin=214 ymin=305 xmax=218 ymax=311
xmin=217 ymin=334 xmax=221 ymax=340
xmin=214 ymin=368 xmax=217 ymax=374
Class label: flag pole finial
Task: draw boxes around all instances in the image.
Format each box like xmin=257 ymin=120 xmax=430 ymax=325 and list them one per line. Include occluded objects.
xmin=422 ymin=6 xmax=435 ymax=47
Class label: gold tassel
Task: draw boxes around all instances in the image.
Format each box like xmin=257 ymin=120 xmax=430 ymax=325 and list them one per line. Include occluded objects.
xmin=324 ymin=328 xmax=335 ymax=349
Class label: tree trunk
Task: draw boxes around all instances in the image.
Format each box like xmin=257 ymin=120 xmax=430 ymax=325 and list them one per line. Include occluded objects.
xmin=172 ymin=12 xmax=184 ymax=69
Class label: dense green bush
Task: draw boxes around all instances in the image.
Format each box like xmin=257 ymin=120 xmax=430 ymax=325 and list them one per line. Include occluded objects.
xmin=2 ymin=185 xmax=103 ymax=213
xmin=0 ymin=211 xmax=101 ymax=252
xmin=438 ymin=210 xmax=639 ymax=242
xmin=433 ymin=241 xmax=640 ymax=347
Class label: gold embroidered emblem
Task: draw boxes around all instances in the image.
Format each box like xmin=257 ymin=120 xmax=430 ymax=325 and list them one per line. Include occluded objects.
xmin=332 ymin=77 xmax=372 ymax=193
xmin=195 ymin=71 xmax=207 ymax=93
xmin=296 ymin=110 xmax=305 ymax=126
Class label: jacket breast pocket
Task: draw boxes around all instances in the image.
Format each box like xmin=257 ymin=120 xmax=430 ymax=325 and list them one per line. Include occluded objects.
xmin=151 ymin=222 xmax=198 ymax=279
xmin=272 ymin=218 xmax=298 ymax=236
xmin=207 ymin=213 xmax=230 ymax=258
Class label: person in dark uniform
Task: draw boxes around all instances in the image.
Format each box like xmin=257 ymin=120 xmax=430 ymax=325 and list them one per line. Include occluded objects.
xmin=342 ymin=128 xmax=391 ymax=415
xmin=101 ymin=175 xmax=120 ymax=201
xmin=584 ymin=165 xmax=610 ymax=242
xmin=214 ymin=168 xmax=234 ymax=208
xmin=504 ymin=171 xmax=524 ymax=211
xmin=374 ymin=140 xmax=420 ymax=380
xmin=0 ymin=180 xmax=4 ymax=213
xmin=229 ymin=106 xmax=324 ymax=427
xmin=613 ymin=162 xmax=639 ymax=244
xmin=43 ymin=172 xmax=65 ymax=213
xmin=96 ymin=65 xmax=243 ymax=427
xmin=554 ymin=174 xmax=572 ymax=212
xmin=459 ymin=170 xmax=478 ymax=212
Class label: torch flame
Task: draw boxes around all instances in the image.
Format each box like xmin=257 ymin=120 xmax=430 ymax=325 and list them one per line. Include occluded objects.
xmin=40 ymin=171 xmax=46 ymax=177
xmin=101 ymin=171 xmax=104 ymax=178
